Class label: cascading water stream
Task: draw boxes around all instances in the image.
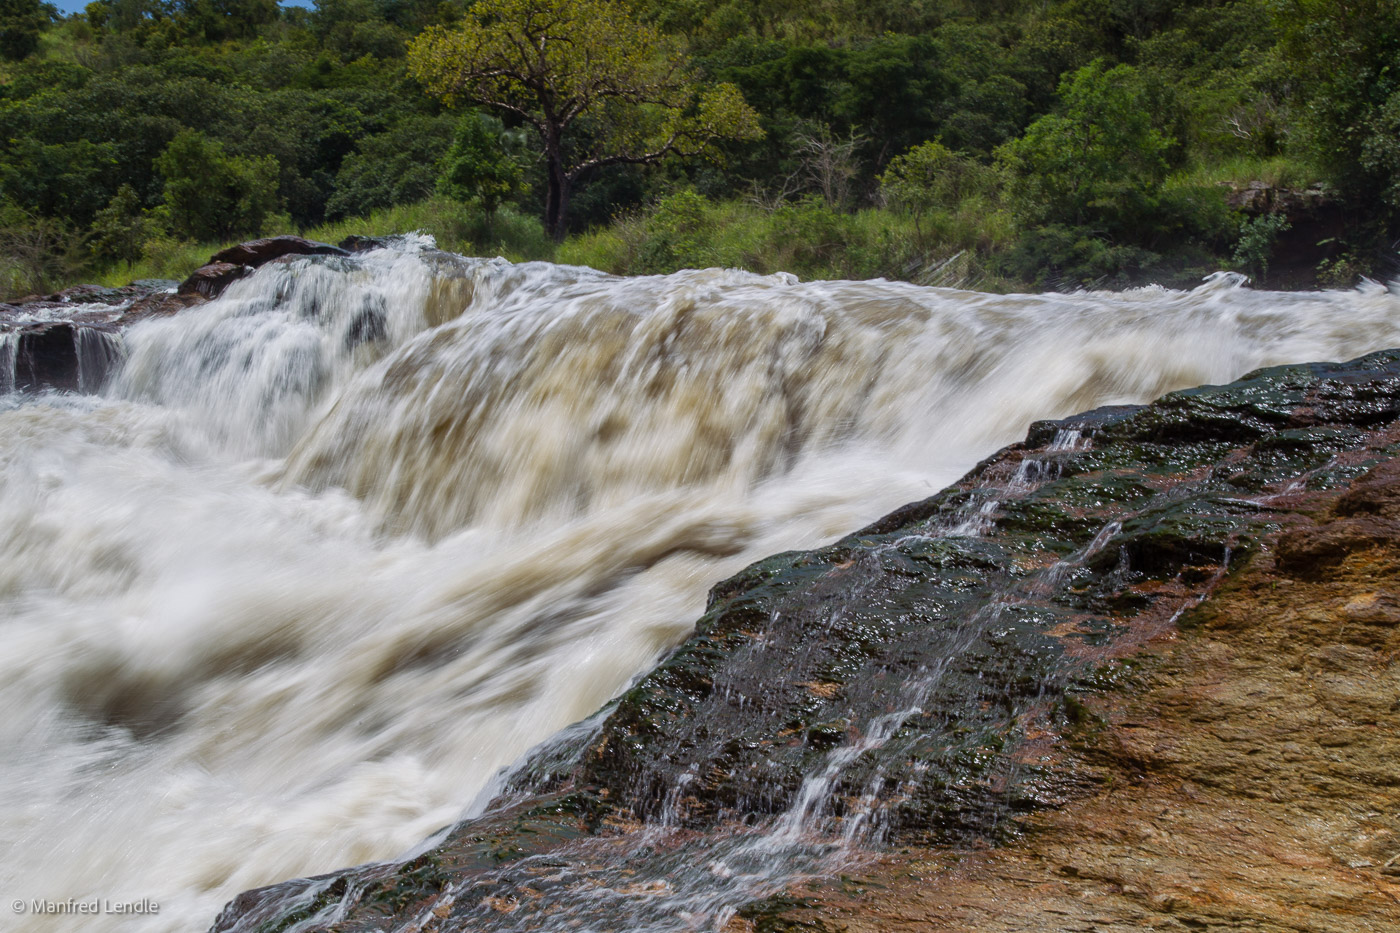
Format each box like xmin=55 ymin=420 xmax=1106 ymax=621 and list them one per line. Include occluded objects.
xmin=2 ymin=239 xmax=1400 ymax=933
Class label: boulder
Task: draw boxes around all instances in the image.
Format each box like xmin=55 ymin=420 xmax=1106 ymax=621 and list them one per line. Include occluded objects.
xmin=209 ymin=235 xmax=348 ymax=268
xmin=12 ymin=322 xmax=81 ymax=391
xmin=339 ymin=234 xmax=393 ymax=253
xmin=116 ymin=290 xmax=207 ymax=326
xmin=9 ymin=283 xmax=156 ymax=307
xmin=177 ymin=261 xmax=252 ymax=298
xmin=8 ymin=321 xmax=121 ymax=392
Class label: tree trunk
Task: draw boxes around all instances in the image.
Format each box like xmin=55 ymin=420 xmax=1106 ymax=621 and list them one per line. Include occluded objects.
xmin=544 ymin=151 xmax=571 ymax=242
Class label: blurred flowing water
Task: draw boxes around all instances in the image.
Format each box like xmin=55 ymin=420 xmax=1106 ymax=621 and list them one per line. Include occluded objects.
xmin=2 ymin=240 xmax=1399 ymax=932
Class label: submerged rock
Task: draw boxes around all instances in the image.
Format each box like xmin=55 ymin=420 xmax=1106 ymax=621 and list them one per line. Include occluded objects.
xmin=208 ymin=349 xmax=1400 ymax=933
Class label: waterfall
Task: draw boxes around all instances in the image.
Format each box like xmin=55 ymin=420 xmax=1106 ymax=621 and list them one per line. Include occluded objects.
xmin=2 ymin=241 xmax=1399 ymax=933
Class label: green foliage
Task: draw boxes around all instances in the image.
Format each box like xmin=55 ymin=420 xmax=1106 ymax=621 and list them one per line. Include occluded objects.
xmin=998 ymin=60 xmax=1174 ymax=231
xmin=89 ymin=184 xmax=160 ymax=266
xmin=559 ymin=192 xmax=1012 ymax=287
xmin=997 ymin=223 xmax=1162 ymax=290
xmin=326 ymin=115 xmax=457 ymax=220
xmin=0 ymin=204 xmax=84 ymax=297
xmin=307 ymin=197 xmax=554 ymax=262
xmin=879 ymin=141 xmax=996 ymax=239
xmin=155 ymin=129 xmax=280 ymax=241
xmin=1231 ymin=211 xmax=1290 ymax=279
xmin=174 ymin=0 xmax=279 ymax=42
xmin=408 ymin=0 xmax=763 ymax=238
xmin=633 ymin=189 xmax=717 ymax=272
xmin=436 ymin=112 xmax=526 ymax=214
xmin=0 ymin=0 xmax=47 ymax=61
xmin=1270 ymin=0 xmax=1400 ymax=219
xmin=1 ymin=0 xmax=1396 ymax=294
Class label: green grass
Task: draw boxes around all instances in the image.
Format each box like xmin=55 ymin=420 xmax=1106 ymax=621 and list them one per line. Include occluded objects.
xmin=84 ymin=193 xmax=1019 ymax=293
xmin=85 ymin=197 xmax=555 ymax=288
xmin=558 ymin=192 xmax=1017 ymax=289
xmin=303 ymin=199 xmax=554 ymax=262
xmin=1165 ymin=155 xmax=1317 ymax=192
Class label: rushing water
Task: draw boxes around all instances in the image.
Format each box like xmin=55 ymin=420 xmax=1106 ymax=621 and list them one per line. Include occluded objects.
xmin=3 ymin=240 xmax=1399 ymax=933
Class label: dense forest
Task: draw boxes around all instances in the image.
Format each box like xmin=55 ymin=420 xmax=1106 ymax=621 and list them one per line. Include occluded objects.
xmin=0 ymin=0 xmax=1397 ymax=295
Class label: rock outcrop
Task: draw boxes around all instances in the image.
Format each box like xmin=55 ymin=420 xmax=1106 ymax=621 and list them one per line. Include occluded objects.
xmin=208 ymin=351 xmax=1400 ymax=933
xmin=1220 ymin=180 xmax=1351 ymax=286
xmin=760 ymin=461 xmax=1400 ymax=932
xmin=178 ymin=235 xmax=347 ymax=300
xmin=2 ymin=235 xmax=352 ymax=392
xmin=209 ymin=235 xmax=348 ymax=268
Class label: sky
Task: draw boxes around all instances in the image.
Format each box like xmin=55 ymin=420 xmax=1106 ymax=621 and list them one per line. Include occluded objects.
xmin=50 ymin=0 xmax=314 ymax=17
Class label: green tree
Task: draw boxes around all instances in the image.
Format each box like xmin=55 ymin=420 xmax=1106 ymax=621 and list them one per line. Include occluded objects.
xmin=0 ymin=0 xmax=48 ymax=62
xmin=436 ymin=112 xmax=526 ymax=215
xmin=154 ymin=129 xmax=280 ymax=241
xmin=90 ymin=184 xmax=159 ymax=267
xmin=407 ymin=0 xmax=763 ymax=239
xmin=327 ymin=114 xmax=457 ymax=220
xmin=1271 ymin=0 xmax=1400 ymax=218
xmin=174 ymin=0 xmax=278 ymax=42
xmin=879 ymin=140 xmax=988 ymax=239
xmin=997 ymin=60 xmax=1173 ymax=232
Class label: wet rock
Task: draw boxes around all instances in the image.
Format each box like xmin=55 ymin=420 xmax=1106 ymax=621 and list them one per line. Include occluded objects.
xmin=176 ymin=236 xmax=351 ymax=301
xmin=774 ymin=455 xmax=1400 ymax=933
xmin=6 ymin=320 xmax=123 ymax=393
xmin=9 ymin=282 xmax=159 ymax=307
xmin=339 ymin=234 xmax=393 ymax=253
xmin=115 ymin=290 xmax=207 ymax=325
xmin=209 ymin=234 xmax=347 ymax=268
xmin=177 ymin=261 xmax=252 ymax=298
xmin=209 ymin=349 xmax=1400 ymax=933
xmin=13 ymin=322 xmax=82 ymax=391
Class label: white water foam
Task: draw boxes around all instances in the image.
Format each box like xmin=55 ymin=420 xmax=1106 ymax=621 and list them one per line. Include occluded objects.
xmin=2 ymin=247 xmax=1399 ymax=933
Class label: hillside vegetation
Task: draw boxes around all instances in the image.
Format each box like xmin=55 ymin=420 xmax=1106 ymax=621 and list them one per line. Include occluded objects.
xmin=1 ymin=0 xmax=1396 ymax=294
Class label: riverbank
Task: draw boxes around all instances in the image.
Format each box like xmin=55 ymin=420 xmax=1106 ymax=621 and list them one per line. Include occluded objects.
xmin=32 ymin=176 xmax=1376 ymax=307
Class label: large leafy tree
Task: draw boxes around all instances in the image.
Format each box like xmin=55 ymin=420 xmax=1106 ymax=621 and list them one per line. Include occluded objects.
xmin=155 ymin=129 xmax=280 ymax=241
xmin=408 ymin=0 xmax=762 ymax=239
xmin=997 ymin=61 xmax=1174 ymax=232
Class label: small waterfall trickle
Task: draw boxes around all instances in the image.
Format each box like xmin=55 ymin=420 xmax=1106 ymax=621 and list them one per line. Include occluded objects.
xmin=75 ymin=328 xmax=126 ymax=393
xmin=0 ymin=329 xmax=16 ymax=394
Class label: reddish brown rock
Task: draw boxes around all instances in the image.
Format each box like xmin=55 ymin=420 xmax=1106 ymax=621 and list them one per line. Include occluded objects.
xmin=177 ymin=261 xmax=252 ymax=298
xmin=209 ymin=235 xmax=347 ymax=268
xmin=760 ymin=463 xmax=1400 ymax=932
xmin=116 ymin=290 xmax=207 ymax=325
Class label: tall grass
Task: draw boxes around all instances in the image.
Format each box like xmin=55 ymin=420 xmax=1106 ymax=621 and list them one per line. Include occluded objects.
xmin=80 ymin=193 xmax=1017 ymax=293
xmin=559 ymin=192 xmax=1017 ymax=289
xmin=84 ymin=198 xmax=555 ymax=288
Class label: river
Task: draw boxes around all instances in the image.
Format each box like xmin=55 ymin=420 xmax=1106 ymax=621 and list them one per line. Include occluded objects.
xmin=3 ymin=240 xmax=1398 ymax=932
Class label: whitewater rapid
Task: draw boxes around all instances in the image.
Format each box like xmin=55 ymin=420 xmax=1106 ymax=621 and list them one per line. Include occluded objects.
xmin=2 ymin=241 xmax=1398 ymax=933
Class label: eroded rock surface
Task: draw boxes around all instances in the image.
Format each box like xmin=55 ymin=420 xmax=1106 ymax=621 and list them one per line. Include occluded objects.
xmin=764 ymin=462 xmax=1400 ymax=932
xmin=207 ymin=350 xmax=1400 ymax=933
